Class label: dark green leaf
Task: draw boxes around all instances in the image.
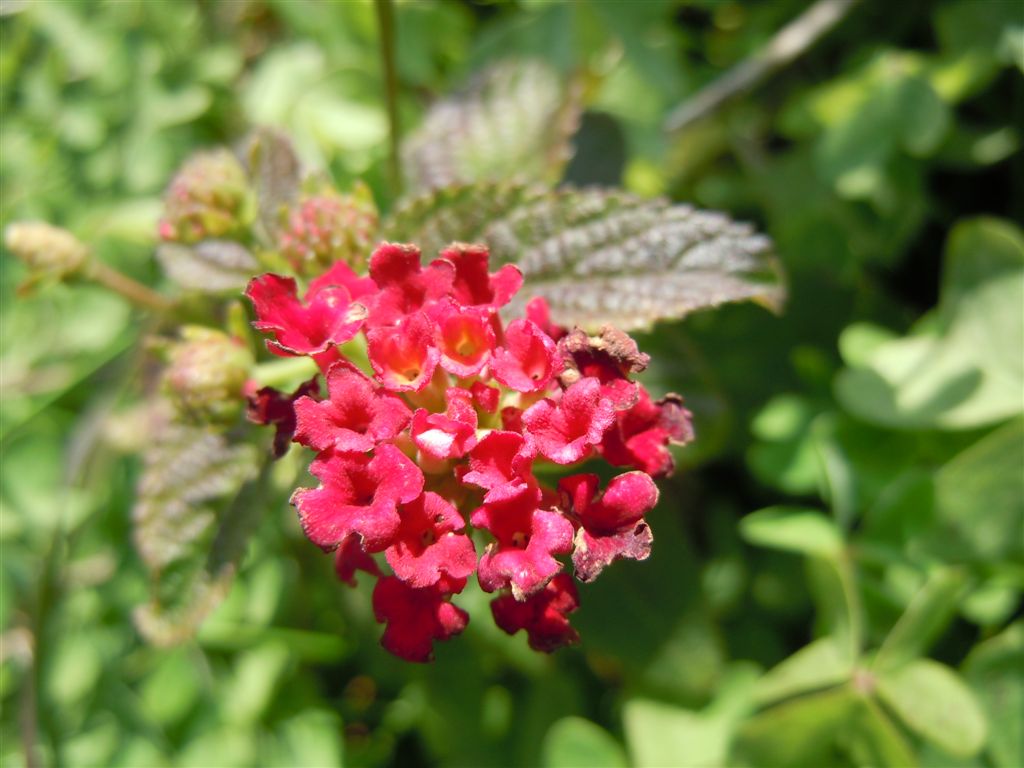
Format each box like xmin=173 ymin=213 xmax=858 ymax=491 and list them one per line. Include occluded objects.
xmin=402 ymin=59 xmax=583 ymax=194
xmin=133 ymin=418 xmax=261 ymax=645
xmin=385 ymin=183 xmax=784 ymax=331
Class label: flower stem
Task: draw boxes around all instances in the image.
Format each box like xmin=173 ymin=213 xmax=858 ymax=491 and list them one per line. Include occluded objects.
xmin=375 ymin=0 xmax=402 ymax=198
xmin=87 ymin=260 xmax=176 ymax=312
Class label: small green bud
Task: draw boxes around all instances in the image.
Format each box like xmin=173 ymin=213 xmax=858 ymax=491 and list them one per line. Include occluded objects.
xmin=161 ymin=326 xmax=254 ymax=423
xmin=4 ymin=221 xmax=89 ymax=281
xmin=277 ymin=183 xmax=378 ymax=275
xmin=158 ymin=149 xmax=251 ymax=244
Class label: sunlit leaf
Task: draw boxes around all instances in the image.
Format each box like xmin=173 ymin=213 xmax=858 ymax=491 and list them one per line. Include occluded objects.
xmin=963 ymin=622 xmax=1024 ymax=768
xmin=385 ymin=182 xmax=784 ymax=331
xmin=876 ymin=659 xmax=988 ymax=758
xmin=735 ymin=686 xmax=858 ymax=767
xmin=873 ymin=568 xmax=968 ymax=671
xmin=740 ymin=506 xmax=843 ymax=559
xmin=542 ymin=717 xmax=627 ymax=768
xmin=835 ymin=217 xmax=1024 ymax=429
xmin=402 ymin=59 xmax=583 ymax=194
xmin=755 ymin=637 xmax=853 ymax=707
xmin=934 ymin=418 xmax=1024 ymax=561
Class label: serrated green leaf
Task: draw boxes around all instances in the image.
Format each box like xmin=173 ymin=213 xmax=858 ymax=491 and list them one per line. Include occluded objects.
xmin=876 ymin=659 xmax=988 ymax=758
xmin=156 ymin=240 xmax=258 ymax=293
xmin=385 ymin=182 xmax=784 ymax=331
xmin=755 ymin=637 xmax=854 ymax=707
xmin=873 ymin=568 xmax=969 ymax=672
xmin=133 ymin=417 xmax=261 ymax=646
xmin=541 ymin=717 xmax=627 ymax=768
xmin=402 ymin=58 xmax=582 ymax=194
xmin=740 ymin=506 xmax=843 ymax=559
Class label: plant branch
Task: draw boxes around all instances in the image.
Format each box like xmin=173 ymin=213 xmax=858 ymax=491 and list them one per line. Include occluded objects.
xmin=665 ymin=0 xmax=859 ymax=132
xmin=87 ymin=260 xmax=176 ymax=312
xmin=375 ymin=0 xmax=402 ymax=197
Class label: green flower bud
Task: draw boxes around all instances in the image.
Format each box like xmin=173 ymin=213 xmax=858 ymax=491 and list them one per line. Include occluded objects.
xmin=277 ymin=184 xmax=378 ymax=274
xmin=4 ymin=221 xmax=89 ymax=281
xmin=158 ymin=149 xmax=251 ymax=244
xmin=161 ymin=326 xmax=253 ymax=423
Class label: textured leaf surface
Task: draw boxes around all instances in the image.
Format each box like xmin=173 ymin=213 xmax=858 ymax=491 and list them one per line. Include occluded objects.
xmin=243 ymin=126 xmax=303 ymax=245
xmin=157 ymin=240 xmax=259 ymax=293
xmin=133 ymin=418 xmax=261 ymax=645
xmin=385 ymin=183 xmax=784 ymax=331
xmin=402 ymin=59 xmax=582 ymax=194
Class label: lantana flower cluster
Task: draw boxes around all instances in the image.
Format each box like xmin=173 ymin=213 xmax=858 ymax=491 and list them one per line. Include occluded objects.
xmin=245 ymin=242 xmax=692 ymax=662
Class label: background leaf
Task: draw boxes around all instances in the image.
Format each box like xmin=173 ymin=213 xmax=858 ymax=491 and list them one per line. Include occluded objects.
xmin=876 ymin=659 xmax=988 ymax=758
xmin=385 ymin=183 xmax=784 ymax=330
xmin=402 ymin=59 xmax=583 ymax=194
xmin=156 ymin=240 xmax=259 ymax=294
xmin=132 ymin=417 xmax=261 ymax=645
xmin=541 ymin=717 xmax=627 ymax=768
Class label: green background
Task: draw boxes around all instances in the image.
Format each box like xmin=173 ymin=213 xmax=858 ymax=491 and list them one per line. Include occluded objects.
xmin=1 ymin=1 xmax=1021 ymax=766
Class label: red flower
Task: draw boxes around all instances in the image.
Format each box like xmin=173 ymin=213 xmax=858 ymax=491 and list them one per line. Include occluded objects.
xmin=558 ymin=326 xmax=650 ymax=409
xmin=470 ymin=381 xmax=501 ymax=414
xmin=431 ymin=300 xmax=496 ymax=378
xmin=491 ymin=319 xmax=559 ymax=393
xmin=291 ymin=444 xmax=424 ymax=552
xmin=246 ymin=273 xmax=365 ymax=360
xmin=334 ymin=533 xmax=382 ymax=587
xmin=385 ymin=492 xmax=476 ymax=587
xmin=600 ymin=388 xmax=694 ymax=477
xmin=439 ymin=243 xmax=522 ymax=310
xmin=491 ymin=573 xmax=580 ymax=652
xmin=367 ymin=312 xmax=441 ymax=392
xmin=462 ymin=430 xmax=536 ymax=503
xmin=560 ymin=471 xmax=659 ymax=582
xmin=366 ymin=242 xmax=454 ymax=327
xmin=522 ymin=377 xmax=615 ymax=464
xmin=410 ymin=387 xmax=478 ymax=461
xmin=246 ymin=377 xmax=319 ymax=458
xmin=471 ymin=491 xmax=573 ymax=599
xmin=308 ymin=259 xmax=377 ymax=301
xmin=294 ymin=361 xmax=411 ymax=453
xmin=373 ymin=575 xmax=469 ymax=662
xmin=524 ymin=296 xmax=566 ymax=341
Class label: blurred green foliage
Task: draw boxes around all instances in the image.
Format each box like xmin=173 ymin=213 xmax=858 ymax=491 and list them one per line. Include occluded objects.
xmin=1 ymin=0 xmax=1022 ymax=766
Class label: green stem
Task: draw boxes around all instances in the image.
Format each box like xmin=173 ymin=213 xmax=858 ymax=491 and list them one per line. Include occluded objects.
xmin=87 ymin=260 xmax=176 ymax=312
xmin=251 ymin=356 xmax=320 ymax=389
xmin=375 ymin=0 xmax=402 ymax=198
